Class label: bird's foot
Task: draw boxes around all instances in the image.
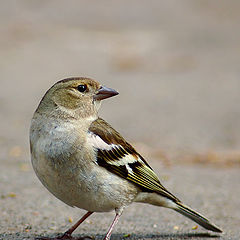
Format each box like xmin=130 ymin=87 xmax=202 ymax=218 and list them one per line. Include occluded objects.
xmin=35 ymin=233 xmax=93 ymax=240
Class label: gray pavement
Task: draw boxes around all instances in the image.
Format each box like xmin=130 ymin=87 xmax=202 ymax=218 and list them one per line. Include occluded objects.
xmin=1 ymin=1 xmax=240 ymax=240
xmin=1 ymin=158 xmax=239 ymax=240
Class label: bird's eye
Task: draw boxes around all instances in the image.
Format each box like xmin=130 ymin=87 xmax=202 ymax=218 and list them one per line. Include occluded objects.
xmin=77 ymin=84 xmax=87 ymax=93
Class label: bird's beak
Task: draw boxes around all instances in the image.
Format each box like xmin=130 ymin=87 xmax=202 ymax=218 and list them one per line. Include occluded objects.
xmin=94 ymin=86 xmax=119 ymax=101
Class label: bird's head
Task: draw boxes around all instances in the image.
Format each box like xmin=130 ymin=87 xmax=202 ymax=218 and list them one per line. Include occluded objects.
xmin=36 ymin=77 xmax=118 ymax=119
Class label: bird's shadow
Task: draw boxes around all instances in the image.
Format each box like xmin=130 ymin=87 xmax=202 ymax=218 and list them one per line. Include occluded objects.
xmin=0 ymin=232 xmax=221 ymax=240
xmin=98 ymin=232 xmax=220 ymax=239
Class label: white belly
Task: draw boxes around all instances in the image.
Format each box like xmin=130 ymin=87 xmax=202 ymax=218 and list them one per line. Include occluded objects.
xmin=30 ymin=126 xmax=138 ymax=212
xmin=32 ymin=153 xmax=138 ymax=212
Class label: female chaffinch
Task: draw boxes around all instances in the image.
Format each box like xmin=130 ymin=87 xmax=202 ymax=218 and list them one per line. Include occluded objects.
xmin=30 ymin=77 xmax=222 ymax=240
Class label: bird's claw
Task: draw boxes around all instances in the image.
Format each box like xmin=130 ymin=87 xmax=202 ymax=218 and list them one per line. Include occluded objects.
xmin=35 ymin=234 xmax=93 ymax=240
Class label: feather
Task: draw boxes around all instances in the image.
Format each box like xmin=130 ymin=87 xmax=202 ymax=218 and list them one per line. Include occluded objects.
xmin=174 ymin=202 xmax=222 ymax=232
xmin=88 ymin=118 xmax=180 ymax=202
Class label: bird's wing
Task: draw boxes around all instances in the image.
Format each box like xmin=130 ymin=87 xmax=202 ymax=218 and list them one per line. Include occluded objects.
xmin=88 ymin=118 xmax=179 ymax=202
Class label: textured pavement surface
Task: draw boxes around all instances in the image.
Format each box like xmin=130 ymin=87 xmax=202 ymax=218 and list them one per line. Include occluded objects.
xmin=1 ymin=158 xmax=240 ymax=240
xmin=1 ymin=1 xmax=240 ymax=240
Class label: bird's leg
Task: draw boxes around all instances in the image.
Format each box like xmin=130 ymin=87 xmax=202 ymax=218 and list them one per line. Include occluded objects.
xmin=61 ymin=211 xmax=94 ymax=239
xmin=36 ymin=211 xmax=93 ymax=240
xmin=103 ymin=211 xmax=122 ymax=240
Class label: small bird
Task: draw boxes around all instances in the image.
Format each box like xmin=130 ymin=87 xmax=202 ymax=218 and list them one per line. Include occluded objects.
xmin=30 ymin=77 xmax=222 ymax=240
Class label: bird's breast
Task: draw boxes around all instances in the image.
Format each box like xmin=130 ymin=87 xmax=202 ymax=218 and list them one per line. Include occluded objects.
xmin=30 ymin=117 xmax=138 ymax=212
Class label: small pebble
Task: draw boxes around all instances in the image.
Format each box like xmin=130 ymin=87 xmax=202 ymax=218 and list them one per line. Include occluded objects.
xmin=173 ymin=225 xmax=179 ymax=230
xmin=192 ymin=225 xmax=198 ymax=230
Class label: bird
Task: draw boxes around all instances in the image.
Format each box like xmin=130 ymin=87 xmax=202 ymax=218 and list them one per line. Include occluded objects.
xmin=30 ymin=77 xmax=222 ymax=240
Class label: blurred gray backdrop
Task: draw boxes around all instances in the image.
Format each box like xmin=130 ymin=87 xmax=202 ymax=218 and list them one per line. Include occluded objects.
xmin=1 ymin=1 xmax=240 ymax=239
xmin=1 ymin=0 xmax=240 ymax=157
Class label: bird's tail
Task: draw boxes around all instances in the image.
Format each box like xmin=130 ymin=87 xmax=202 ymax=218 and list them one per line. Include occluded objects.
xmin=173 ymin=202 xmax=222 ymax=233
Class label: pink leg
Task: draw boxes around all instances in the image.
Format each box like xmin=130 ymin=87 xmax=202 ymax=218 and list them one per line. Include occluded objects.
xmin=36 ymin=211 xmax=93 ymax=240
xmin=63 ymin=211 xmax=94 ymax=237
xmin=103 ymin=212 xmax=121 ymax=240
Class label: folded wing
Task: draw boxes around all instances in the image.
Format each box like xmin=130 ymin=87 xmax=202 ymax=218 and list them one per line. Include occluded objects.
xmin=88 ymin=118 xmax=179 ymax=202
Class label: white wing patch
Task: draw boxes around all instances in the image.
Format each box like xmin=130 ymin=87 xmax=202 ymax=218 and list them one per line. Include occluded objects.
xmin=87 ymin=132 xmax=117 ymax=150
xmin=108 ymin=151 xmax=138 ymax=166
xmin=87 ymin=132 xmax=140 ymax=168
xmin=125 ymin=164 xmax=134 ymax=174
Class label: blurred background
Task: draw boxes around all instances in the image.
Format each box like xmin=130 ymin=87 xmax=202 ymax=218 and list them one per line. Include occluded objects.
xmin=1 ymin=0 xmax=240 ymax=163
xmin=0 ymin=1 xmax=240 ymax=239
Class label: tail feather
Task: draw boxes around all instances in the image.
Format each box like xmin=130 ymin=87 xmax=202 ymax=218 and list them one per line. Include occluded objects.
xmin=174 ymin=202 xmax=222 ymax=233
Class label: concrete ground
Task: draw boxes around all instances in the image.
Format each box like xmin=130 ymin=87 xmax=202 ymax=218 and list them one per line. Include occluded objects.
xmin=1 ymin=158 xmax=239 ymax=240
xmin=1 ymin=1 xmax=240 ymax=240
